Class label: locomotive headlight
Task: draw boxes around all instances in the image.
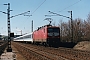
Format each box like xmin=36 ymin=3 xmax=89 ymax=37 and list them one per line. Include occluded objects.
xmin=48 ymin=33 xmax=53 ymax=36
xmin=54 ymin=33 xmax=59 ymax=36
xmin=48 ymin=33 xmax=59 ymax=36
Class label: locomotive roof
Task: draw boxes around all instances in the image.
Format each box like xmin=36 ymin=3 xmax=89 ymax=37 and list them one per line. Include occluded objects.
xmin=36 ymin=25 xmax=51 ymax=30
xmin=35 ymin=24 xmax=59 ymax=31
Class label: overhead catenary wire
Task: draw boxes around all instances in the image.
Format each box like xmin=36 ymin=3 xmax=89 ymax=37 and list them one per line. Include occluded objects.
xmin=59 ymin=0 xmax=82 ymax=12
xmin=24 ymin=0 xmax=46 ymax=24
xmin=23 ymin=0 xmax=46 ymax=24
xmin=31 ymin=0 xmax=46 ymax=15
xmin=25 ymin=0 xmax=46 ymax=19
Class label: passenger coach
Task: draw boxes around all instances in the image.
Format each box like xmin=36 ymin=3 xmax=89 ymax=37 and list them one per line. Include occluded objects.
xmin=14 ymin=32 xmax=33 ymax=43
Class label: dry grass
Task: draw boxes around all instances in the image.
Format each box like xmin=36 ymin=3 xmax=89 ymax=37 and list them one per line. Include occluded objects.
xmin=73 ymin=41 xmax=90 ymax=51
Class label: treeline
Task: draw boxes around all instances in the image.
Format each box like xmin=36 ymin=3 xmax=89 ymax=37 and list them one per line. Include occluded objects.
xmin=57 ymin=13 xmax=90 ymax=43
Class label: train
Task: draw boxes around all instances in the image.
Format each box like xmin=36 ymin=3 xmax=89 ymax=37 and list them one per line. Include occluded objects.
xmin=13 ymin=24 xmax=60 ymax=47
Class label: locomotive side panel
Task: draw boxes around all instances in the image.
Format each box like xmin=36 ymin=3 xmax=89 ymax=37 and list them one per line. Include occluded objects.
xmin=40 ymin=27 xmax=47 ymax=42
xmin=33 ymin=30 xmax=38 ymax=41
xmin=33 ymin=27 xmax=47 ymax=42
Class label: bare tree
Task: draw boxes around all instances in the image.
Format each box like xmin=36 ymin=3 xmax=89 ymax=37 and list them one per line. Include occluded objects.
xmin=58 ymin=20 xmax=71 ymax=42
xmin=57 ymin=13 xmax=90 ymax=43
xmin=58 ymin=18 xmax=84 ymax=43
xmin=83 ymin=13 xmax=90 ymax=41
xmin=73 ymin=18 xmax=84 ymax=42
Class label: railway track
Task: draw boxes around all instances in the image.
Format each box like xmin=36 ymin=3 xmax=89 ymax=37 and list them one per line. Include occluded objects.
xmin=0 ymin=41 xmax=8 ymax=55
xmin=26 ymin=43 xmax=90 ymax=60
xmin=12 ymin=42 xmax=66 ymax=60
xmin=12 ymin=42 xmax=90 ymax=60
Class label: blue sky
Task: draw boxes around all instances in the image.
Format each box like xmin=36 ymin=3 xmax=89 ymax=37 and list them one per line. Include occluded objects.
xmin=0 ymin=0 xmax=90 ymax=35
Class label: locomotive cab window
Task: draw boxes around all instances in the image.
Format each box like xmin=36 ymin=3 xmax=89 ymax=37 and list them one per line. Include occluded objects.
xmin=47 ymin=28 xmax=60 ymax=36
xmin=48 ymin=28 xmax=60 ymax=33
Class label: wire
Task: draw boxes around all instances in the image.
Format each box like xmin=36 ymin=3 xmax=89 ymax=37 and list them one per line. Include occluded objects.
xmin=59 ymin=0 xmax=82 ymax=12
xmin=31 ymin=0 xmax=46 ymax=15
xmin=25 ymin=0 xmax=46 ymax=21
xmin=24 ymin=0 xmax=46 ymax=32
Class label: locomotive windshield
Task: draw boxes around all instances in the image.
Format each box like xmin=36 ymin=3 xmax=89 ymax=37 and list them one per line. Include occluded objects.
xmin=47 ymin=28 xmax=60 ymax=36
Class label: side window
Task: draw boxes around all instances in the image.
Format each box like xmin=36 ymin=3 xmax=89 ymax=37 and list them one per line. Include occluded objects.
xmin=29 ymin=35 xmax=31 ymax=38
xmin=44 ymin=29 xmax=45 ymax=33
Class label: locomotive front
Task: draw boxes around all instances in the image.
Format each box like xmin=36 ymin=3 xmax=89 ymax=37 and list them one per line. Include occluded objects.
xmin=47 ymin=27 xmax=60 ymax=47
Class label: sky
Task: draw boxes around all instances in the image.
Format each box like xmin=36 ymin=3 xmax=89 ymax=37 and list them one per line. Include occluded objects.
xmin=0 ymin=0 xmax=90 ymax=35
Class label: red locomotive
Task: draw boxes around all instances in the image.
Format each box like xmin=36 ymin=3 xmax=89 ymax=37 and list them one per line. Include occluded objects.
xmin=33 ymin=25 xmax=60 ymax=47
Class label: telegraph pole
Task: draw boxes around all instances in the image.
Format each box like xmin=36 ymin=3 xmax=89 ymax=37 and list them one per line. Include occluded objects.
xmin=32 ymin=20 xmax=33 ymax=32
xmin=7 ymin=3 xmax=12 ymax=52
xmin=71 ymin=11 xmax=73 ymax=42
xmin=4 ymin=3 xmax=12 ymax=52
xmin=68 ymin=11 xmax=73 ymax=42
